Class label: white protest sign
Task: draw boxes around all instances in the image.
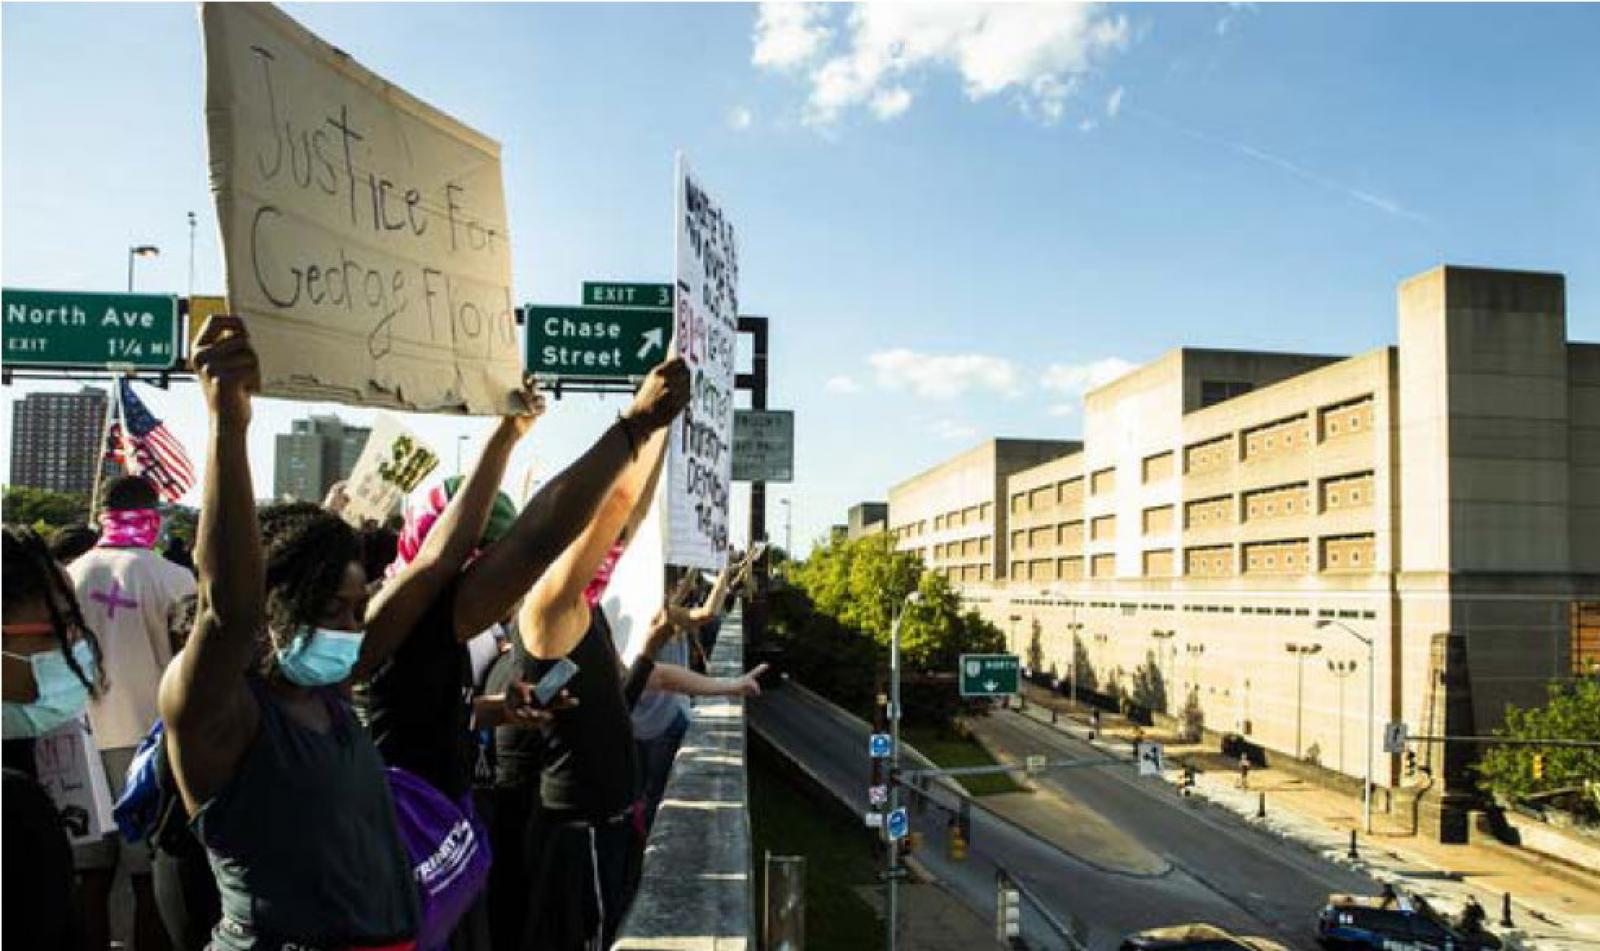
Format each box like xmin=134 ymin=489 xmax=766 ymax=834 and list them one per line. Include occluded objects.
xmin=34 ymin=718 xmax=115 ymax=846
xmin=201 ymin=3 xmax=522 ymax=414
xmin=666 ymin=155 xmax=738 ymax=569
xmin=339 ymin=412 xmax=441 ymax=526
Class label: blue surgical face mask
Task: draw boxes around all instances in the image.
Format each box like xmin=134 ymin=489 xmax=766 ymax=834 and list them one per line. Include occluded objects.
xmin=2 ymin=640 xmax=97 ymax=739
xmin=275 ymin=627 xmax=364 ymax=687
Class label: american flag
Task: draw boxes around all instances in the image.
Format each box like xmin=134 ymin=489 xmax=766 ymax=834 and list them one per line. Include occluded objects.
xmin=107 ymin=379 xmax=195 ymax=502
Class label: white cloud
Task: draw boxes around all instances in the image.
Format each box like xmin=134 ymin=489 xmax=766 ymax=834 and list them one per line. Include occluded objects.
xmin=1106 ymin=85 xmax=1124 ymax=118
xmin=1217 ymin=2 xmax=1256 ymax=36
xmin=869 ymin=348 xmax=1023 ymax=400
xmin=824 ymin=374 xmax=862 ymax=395
xmin=1041 ymin=357 xmax=1137 ymax=397
xmin=752 ymin=3 xmax=834 ymax=71
xmin=1047 ymin=403 xmax=1077 ymax=418
xmin=728 ymin=106 xmax=754 ymax=131
xmin=755 ymin=3 xmax=1132 ymax=126
xmin=927 ymin=418 xmax=978 ymax=441
xmin=1078 ymin=118 xmax=1098 ymax=134
xmin=870 ymin=86 xmax=913 ymax=120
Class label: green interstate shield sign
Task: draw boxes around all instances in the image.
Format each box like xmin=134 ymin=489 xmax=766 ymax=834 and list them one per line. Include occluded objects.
xmin=959 ymin=653 xmax=1021 ymax=697
xmin=524 ymin=304 xmax=673 ymax=380
xmin=3 ymin=288 xmax=180 ymax=370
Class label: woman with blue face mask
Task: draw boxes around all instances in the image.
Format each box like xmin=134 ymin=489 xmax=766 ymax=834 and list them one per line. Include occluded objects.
xmin=159 ymin=317 xmax=420 ymax=951
xmin=3 ymin=524 xmax=108 ymax=951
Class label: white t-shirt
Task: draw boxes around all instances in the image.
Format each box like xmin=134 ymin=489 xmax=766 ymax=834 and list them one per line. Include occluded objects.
xmin=69 ymin=547 xmax=197 ymax=750
xmin=607 ymin=604 xmax=691 ymax=743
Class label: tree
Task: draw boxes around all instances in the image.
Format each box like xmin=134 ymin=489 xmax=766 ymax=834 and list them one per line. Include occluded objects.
xmin=1477 ymin=679 xmax=1600 ymax=818
xmin=776 ymin=532 xmax=1004 ymax=729
xmin=2 ymin=486 xmax=90 ymax=532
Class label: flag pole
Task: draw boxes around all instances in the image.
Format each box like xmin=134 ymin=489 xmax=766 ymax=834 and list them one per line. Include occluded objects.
xmin=89 ymin=376 xmax=125 ymax=517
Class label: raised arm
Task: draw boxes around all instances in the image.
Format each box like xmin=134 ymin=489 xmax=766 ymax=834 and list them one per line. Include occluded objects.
xmin=455 ymin=358 xmax=688 ymax=637
xmin=357 ymin=396 xmax=542 ymax=670
xmin=667 ymin=554 xmax=749 ymax=630
xmin=159 ymin=316 xmax=266 ymax=811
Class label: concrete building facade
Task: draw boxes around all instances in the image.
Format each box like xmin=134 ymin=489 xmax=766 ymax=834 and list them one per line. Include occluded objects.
xmin=273 ymin=414 xmax=370 ymax=502
xmin=847 ymin=501 xmax=888 ymax=540
xmin=885 ymin=267 xmax=1599 ymax=792
xmin=9 ymin=386 xmax=110 ymax=495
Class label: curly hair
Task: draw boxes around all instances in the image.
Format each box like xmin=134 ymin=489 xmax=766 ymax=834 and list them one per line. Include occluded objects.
xmin=258 ymin=502 xmax=362 ymax=640
xmin=2 ymin=526 xmax=108 ymax=696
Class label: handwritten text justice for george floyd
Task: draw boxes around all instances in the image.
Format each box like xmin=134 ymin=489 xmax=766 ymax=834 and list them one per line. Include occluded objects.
xmin=243 ymin=46 xmax=514 ymax=360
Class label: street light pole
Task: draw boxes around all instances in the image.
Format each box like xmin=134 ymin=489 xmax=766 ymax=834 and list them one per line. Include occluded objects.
xmin=187 ymin=211 xmax=197 ymax=298
xmin=1317 ymin=619 xmax=1376 ymax=835
xmin=780 ymin=498 xmax=792 ymax=561
xmin=885 ymin=590 xmax=921 ymax=951
xmin=1284 ymin=642 xmax=1323 ymax=759
xmin=127 ymin=244 xmax=159 ymax=292
xmin=1327 ymin=659 xmax=1358 ymax=776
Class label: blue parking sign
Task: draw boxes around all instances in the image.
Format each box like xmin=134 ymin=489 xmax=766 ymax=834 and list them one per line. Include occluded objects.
xmin=869 ymin=733 xmax=892 ymax=759
xmin=887 ymin=807 xmax=909 ymax=841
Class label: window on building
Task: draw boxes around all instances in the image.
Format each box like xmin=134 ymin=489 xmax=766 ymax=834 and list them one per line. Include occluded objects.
xmin=1091 ymin=515 xmax=1116 ymax=541
xmin=1090 ymin=467 xmax=1116 ymax=495
xmin=1141 ymin=451 xmax=1174 ymax=484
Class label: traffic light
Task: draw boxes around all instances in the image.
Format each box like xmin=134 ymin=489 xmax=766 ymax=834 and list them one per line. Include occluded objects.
xmin=1532 ymin=754 xmax=1546 ymax=781
xmin=948 ymin=823 xmax=968 ymax=862
xmin=1404 ymin=750 xmax=1417 ymax=778
xmin=996 ymin=877 xmax=1021 ymax=941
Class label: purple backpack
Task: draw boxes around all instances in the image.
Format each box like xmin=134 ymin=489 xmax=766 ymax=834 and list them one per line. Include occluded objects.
xmin=385 ymin=767 xmax=491 ymax=951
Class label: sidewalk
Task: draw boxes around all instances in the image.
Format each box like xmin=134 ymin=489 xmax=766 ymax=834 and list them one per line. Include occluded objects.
xmin=1010 ymin=684 xmax=1600 ymax=951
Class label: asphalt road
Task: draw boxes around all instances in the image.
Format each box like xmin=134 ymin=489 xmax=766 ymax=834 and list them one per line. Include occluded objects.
xmin=748 ymin=683 xmax=1378 ymax=950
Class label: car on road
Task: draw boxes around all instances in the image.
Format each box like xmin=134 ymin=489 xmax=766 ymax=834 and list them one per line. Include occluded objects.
xmin=1316 ymin=894 xmax=1501 ymax=951
xmin=1119 ymin=923 xmax=1289 ymax=951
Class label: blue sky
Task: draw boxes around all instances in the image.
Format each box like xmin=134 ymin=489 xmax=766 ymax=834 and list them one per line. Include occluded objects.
xmin=4 ymin=2 xmax=1597 ymax=553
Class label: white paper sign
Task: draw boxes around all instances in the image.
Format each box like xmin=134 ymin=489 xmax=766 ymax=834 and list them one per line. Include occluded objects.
xmin=34 ymin=718 xmax=115 ymax=846
xmin=666 ymin=155 xmax=739 ymax=569
xmin=1136 ymin=741 xmax=1166 ymax=777
xmin=201 ymin=2 xmax=522 ymax=414
xmin=340 ymin=412 xmax=441 ymax=526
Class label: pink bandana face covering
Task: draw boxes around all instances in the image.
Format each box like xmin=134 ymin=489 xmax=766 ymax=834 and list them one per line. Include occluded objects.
xmin=583 ymin=541 xmax=627 ymax=609
xmin=98 ymin=509 xmax=161 ymax=549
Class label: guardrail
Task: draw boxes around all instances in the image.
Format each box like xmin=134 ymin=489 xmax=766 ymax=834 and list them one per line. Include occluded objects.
xmin=613 ymin=617 xmax=754 ymax=950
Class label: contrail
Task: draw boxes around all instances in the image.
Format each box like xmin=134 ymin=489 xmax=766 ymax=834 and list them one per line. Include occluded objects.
xmin=1130 ymin=105 xmax=1430 ymax=225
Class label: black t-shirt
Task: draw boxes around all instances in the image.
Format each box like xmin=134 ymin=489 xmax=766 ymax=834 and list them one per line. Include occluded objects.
xmin=518 ymin=609 xmax=639 ymax=819
xmin=366 ymin=579 xmax=474 ymax=799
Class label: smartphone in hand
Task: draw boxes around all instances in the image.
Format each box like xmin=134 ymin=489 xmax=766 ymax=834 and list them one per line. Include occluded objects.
xmin=533 ymin=658 xmax=580 ymax=707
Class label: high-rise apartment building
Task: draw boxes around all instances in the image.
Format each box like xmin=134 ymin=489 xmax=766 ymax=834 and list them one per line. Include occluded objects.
xmin=884 ymin=267 xmax=1599 ymax=827
xmin=9 ymin=387 xmax=110 ymax=495
xmin=273 ymin=414 xmax=371 ymax=502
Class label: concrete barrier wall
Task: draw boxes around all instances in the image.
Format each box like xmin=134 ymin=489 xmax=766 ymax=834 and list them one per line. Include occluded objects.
xmin=613 ymin=620 xmax=753 ymax=950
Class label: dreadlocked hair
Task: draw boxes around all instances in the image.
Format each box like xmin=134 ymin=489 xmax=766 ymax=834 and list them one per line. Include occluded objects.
xmin=258 ymin=502 xmax=362 ymax=640
xmin=2 ymin=526 xmax=108 ymax=697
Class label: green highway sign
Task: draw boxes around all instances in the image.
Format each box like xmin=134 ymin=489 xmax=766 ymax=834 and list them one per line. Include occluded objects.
xmin=582 ymin=282 xmax=673 ymax=309
xmin=959 ymin=653 xmax=1021 ymax=698
xmin=3 ymin=288 xmax=180 ymax=370
xmin=525 ymin=304 xmax=674 ymax=380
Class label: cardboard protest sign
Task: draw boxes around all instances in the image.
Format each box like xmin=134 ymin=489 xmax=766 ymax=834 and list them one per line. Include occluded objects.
xmin=34 ymin=719 xmax=115 ymax=846
xmin=201 ymin=3 xmax=522 ymax=414
xmin=665 ymin=155 xmax=738 ymax=570
xmin=339 ymin=412 xmax=441 ymax=526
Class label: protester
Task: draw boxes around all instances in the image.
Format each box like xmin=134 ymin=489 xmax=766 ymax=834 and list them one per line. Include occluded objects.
xmin=162 ymin=536 xmax=195 ymax=575
xmin=628 ymin=555 xmax=763 ymax=829
xmin=160 ymin=317 xmax=420 ymax=950
xmin=72 ymin=474 xmax=196 ymax=951
xmin=50 ymin=523 xmax=101 ymax=566
xmin=4 ymin=524 xmax=109 ymax=951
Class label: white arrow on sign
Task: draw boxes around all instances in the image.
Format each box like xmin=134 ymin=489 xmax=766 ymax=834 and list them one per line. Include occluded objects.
xmin=636 ymin=327 xmax=664 ymax=360
xmin=984 ymin=680 xmax=998 ymax=692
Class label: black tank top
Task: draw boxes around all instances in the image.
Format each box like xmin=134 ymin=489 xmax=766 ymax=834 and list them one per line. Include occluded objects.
xmin=516 ymin=609 xmax=638 ymax=819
